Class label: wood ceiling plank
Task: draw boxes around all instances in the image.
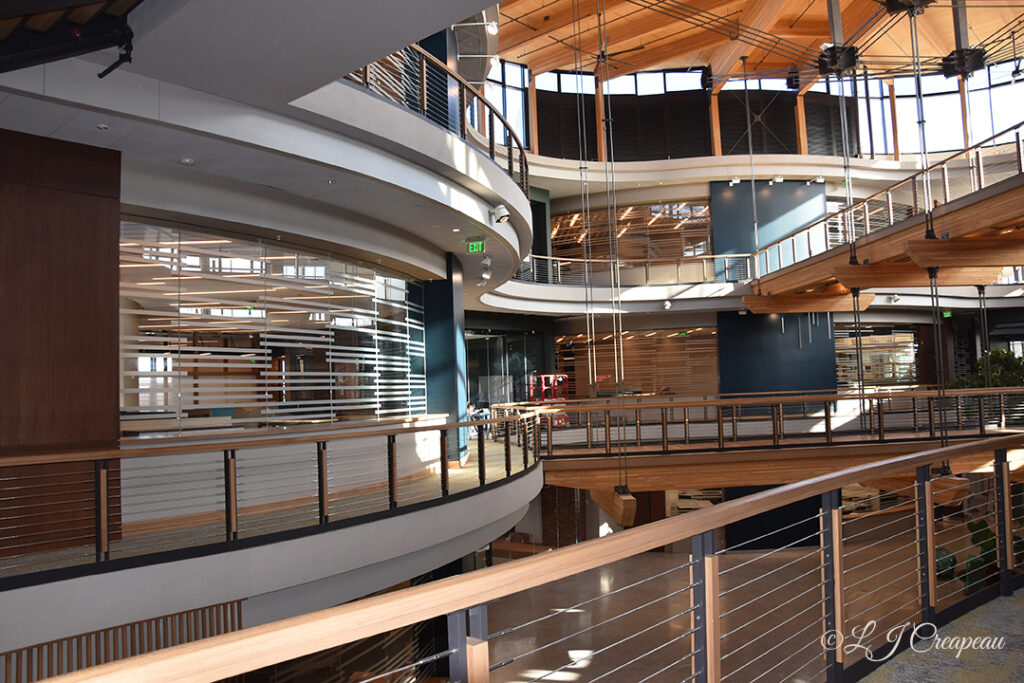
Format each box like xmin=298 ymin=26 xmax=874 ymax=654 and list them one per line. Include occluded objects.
xmin=103 ymin=0 xmax=139 ymax=17
xmin=605 ymin=28 xmax=732 ymax=77
xmin=499 ymin=0 xmax=605 ymax=53
xmin=834 ymin=262 xmax=1003 ymax=288
xmin=23 ymin=9 xmax=66 ymax=32
xmin=67 ymin=2 xmax=106 ymax=24
xmin=742 ymin=293 xmax=874 ymax=313
xmin=905 ymin=238 xmax=1024 ymax=268
xmin=0 ymin=16 xmax=22 ymax=40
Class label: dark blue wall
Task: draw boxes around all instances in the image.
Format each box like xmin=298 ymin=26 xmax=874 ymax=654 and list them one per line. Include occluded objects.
xmin=717 ymin=311 xmax=837 ymax=395
xmin=710 ymin=180 xmax=826 ymax=254
xmin=424 ymin=253 xmax=467 ymax=459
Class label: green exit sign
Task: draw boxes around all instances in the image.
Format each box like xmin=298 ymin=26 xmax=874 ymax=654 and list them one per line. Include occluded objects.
xmin=943 ymin=310 xmax=952 ymax=318
xmin=466 ymin=239 xmax=486 ymax=254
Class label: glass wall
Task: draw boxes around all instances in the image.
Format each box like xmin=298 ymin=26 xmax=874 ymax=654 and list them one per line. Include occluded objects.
xmin=466 ymin=332 xmax=546 ymax=406
xmin=119 ymin=222 xmax=426 ymax=434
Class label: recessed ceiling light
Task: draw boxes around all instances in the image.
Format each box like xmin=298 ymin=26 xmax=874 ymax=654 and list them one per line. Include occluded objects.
xmin=452 ymin=228 xmax=461 ymax=233
xmin=180 ymin=157 xmax=195 ymax=166
xmin=95 ymin=123 xmax=109 ymax=130
xmin=326 ymin=179 xmax=336 ymax=185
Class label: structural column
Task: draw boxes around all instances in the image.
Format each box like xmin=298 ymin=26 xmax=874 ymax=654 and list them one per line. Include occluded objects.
xmin=424 ymin=253 xmax=469 ymax=461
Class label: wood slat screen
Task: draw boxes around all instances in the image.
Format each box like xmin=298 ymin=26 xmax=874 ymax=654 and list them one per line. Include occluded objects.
xmin=0 ymin=599 xmax=243 ymax=682
xmin=556 ymin=328 xmax=719 ymax=398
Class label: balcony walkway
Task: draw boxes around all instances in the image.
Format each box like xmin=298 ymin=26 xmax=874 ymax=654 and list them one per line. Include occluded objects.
xmin=861 ymin=590 xmax=1024 ymax=682
xmin=0 ymin=435 xmax=524 ymax=581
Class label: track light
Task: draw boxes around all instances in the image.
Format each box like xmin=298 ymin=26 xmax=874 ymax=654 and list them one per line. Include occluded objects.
xmin=815 ymin=175 xmax=825 ymax=183
xmin=481 ymin=270 xmax=492 ymax=280
xmin=486 ymin=21 xmax=498 ymax=36
xmin=663 ymin=300 xmax=672 ymax=310
xmin=490 ymin=204 xmax=511 ymax=223
xmin=481 ymin=256 xmax=492 ymax=268
xmin=476 ymin=279 xmax=487 ymax=287
xmin=728 ymin=176 xmax=741 ymax=187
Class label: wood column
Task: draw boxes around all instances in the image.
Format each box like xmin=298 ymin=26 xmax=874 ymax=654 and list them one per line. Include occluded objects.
xmin=886 ymin=80 xmax=900 ymax=161
xmin=795 ymin=94 xmax=809 ymax=155
xmin=594 ymin=74 xmax=607 ymax=162
xmin=527 ymin=74 xmax=539 ymax=153
xmin=709 ymin=92 xmax=723 ymax=156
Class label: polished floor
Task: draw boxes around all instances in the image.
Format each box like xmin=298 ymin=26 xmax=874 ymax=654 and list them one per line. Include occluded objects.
xmin=485 ymin=504 xmax=1023 ymax=683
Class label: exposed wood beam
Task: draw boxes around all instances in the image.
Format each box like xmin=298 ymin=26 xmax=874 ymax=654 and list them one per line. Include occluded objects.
xmin=798 ymin=75 xmax=821 ymax=94
xmin=742 ymin=293 xmax=874 ymax=314
xmin=905 ymin=238 xmax=1024 ymax=268
xmin=771 ymin=19 xmax=830 ymax=38
xmin=590 ymin=488 xmax=637 ymax=527
xmin=708 ymin=0 xmax=790 ymax=92
xmin=833 ymin=262 xmax=1002 ymax=289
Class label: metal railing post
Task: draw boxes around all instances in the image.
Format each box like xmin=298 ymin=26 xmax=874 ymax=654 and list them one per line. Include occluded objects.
xmin=417 ymin=54 xmax=427 ymax=114
xmin=877 ymin=398 xmax=885 ymax=442
xmin=821 ymin=489 xmax=843 ymax=683
xmin=458 ymin=83 xmax=467 ymax=138
xmin=994 ymin=448 xmax=1015 ymax=596
xmin=976 ymin=148 xmax=985 ymax=188
xmin=223 ymin=449 xmax=238 ymax=542
xmin=387 ymin=435 xmax=398 ymax=509
xmin=440 ymin=430 xmax=450 ymax=497
xmin=942 ymin=163 xmax=950 ymax=203
xmin=546 ymin=416 xmax=553 ymax=459
xmin=604 ymin=411 xmax=611 ymax=454
xmin=979 ymin=396 xmax=986 ymax=436
xmin=477 ymin=425 xmax=486 ymax=486
xmin=691 ymin=529 xmax=720 ymax=683
xmin=317 ymin=441 xmax=329 ymax=524
xmin=916 ymin=465 xmax=937 ymax=623
xmin=886 ymin=190 xmax=894 ymax=225
xmin=635 ymin=408 xmax=642 ymax=446
xmin=95 ymin=459 xmax=110 ymax=562
xmin=522 ymin=419 xmax=529 ymax=469
xmin=661 ymin=407 xmax=669 ymax=452
xmin=825 ymin=401 xmax=833 ymax=444
xmin=488 ymin=111 xmax=495 ymax=159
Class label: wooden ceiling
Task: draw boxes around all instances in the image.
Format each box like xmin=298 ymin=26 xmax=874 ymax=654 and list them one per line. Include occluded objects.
xmin=498 ymin=0 xmax=1024 ymax=87
xmin=0 ymin=1 xmax=140 ymax=42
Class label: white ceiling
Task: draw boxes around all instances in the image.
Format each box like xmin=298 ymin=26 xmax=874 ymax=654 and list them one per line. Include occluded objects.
xmin=122 ymin=0 xmax=496 ymax=109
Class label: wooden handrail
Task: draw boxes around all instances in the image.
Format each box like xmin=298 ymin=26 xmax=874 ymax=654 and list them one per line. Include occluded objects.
xmin=493 ymin=383 xmax=938 ymax=409
xmin=752 ymin=120 xmax=1024 ymax=263
xmin=496 ymin=385 xmax=1024 ymax=414
xmin=45 ymin=432 xmax=1024 ymax=682
xmin=0 ymin=411 xmax=541 ymax=468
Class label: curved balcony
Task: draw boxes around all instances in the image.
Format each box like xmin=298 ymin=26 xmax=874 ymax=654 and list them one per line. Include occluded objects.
xmin=40 ymin=432 xmax=1024 ymax=682
xmin=0 ymin=412 xmax=544 ymax=653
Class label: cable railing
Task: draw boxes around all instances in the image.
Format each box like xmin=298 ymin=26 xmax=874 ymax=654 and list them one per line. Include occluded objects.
xmin=512 ymin=253 xmax=754 ymax=286
xmin=344 ymin=44 xmax=529 ymax=193
xmin=495 ymin=385 xmax=1024 ymax=457
xmin=755 ymin=120 xmax=1024 ymax=278
xmin=0 ymin=411 xmax=542 ymax=584
xmin=40 ymin=434 xmax=1024 ymax=682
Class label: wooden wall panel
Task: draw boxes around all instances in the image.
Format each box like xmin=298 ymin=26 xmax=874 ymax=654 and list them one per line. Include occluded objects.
xmin=0 ymin=129 xmax=120 ymax=453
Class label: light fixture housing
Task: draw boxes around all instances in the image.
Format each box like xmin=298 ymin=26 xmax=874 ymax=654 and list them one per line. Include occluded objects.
xmin=480 ymin=270 xmax=492 ymax=280
xmin=486 ymin=21 xmax=498 ymax=36
xmin=490 ymin=204 xmax=511 ymax=224
xmin=663 ymin=300 xmax=672 ymax=310
xmin=728 ymin=176 xmax=741 ymax=187
xmin=476 ymin=279 xmax=487 ymax=287
xmin=481 ymin=256 xmax=492 ymax=268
